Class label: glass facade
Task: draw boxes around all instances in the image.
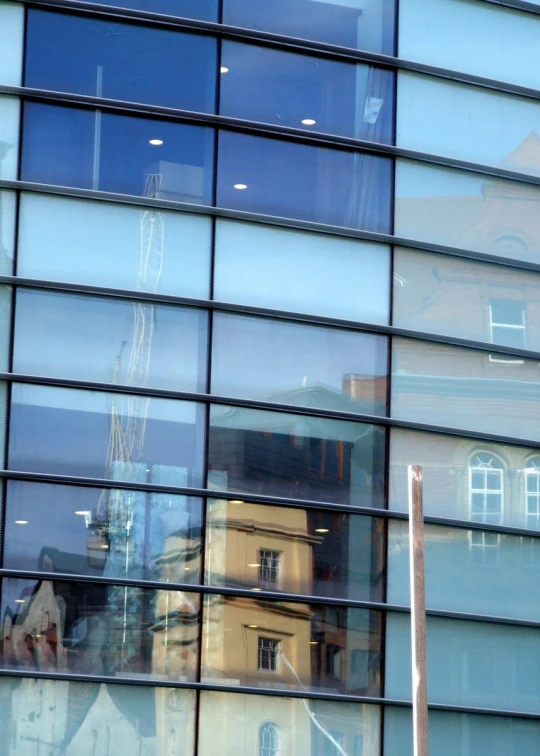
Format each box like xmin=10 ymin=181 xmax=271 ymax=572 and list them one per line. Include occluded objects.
xmin=1 ymin=1 xmax=540 ymax=754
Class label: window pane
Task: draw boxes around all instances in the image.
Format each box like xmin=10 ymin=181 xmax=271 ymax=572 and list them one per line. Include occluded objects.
xmin=214 ymin=219 xmax=390 ymax=324
xmin=399 ymin=0 xmax=540 ymax=90
xmin=391 ymin=338 xmax=540 ymax=442
xmin=0 ymin=95 xmax=19 ymax=180
xmin=223 ymin=0 xmax=396 ymax=55
xmin=205 ymin=499 xmax=384 ymax=602
xmin=221 ymin=41 xmax=394 ymax=143
xmin=3 ymin=480 xmax=203 ymax=584
xmin=21 ymin=102 xmax=214 ymax=203
xmin=81 ymin=0 xmax=217 ymax=21
xmin=26 ymin=10 xmax=217 ymax=112
xmin=218 ymin=132 xmax=392 ymax=232
xmin=17 ymin=193 xmax=211 ymax=297
xmin=385 ymin=612 xmax=540 ymax=712
xmin=202 ymin=594 xmax=382 ymax=696
xmin=0 ymin=190 xmax=15 ymax=276
xmin=0 ymin=577 xmax=200 ymax=682
xmin=199 ymin=691 xmax=380 ymax=756
xmin=8 ymin=384 xmax=205 ymax=486
xmin=0 ymin=676 xmax=196 ymax=755
xmin=397 ymin=72 xmax=540 ymax=178
xmin=211 ymin=313 xmax=388 ymax=415
xmin=13 ymin=289 xmax=208 ymax=392
xmin=208 ymin=404 xmax=386 ymax=507
xmin=394 ymin=160 xmax=540 ymax=264
xmin=0 ymin=2 xmax=23 ymax=86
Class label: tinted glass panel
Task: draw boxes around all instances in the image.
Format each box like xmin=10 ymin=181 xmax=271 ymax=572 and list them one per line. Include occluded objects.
xmin=395 ymin=159 xmax=540 ymax=264
xmin=211 ymin=313 xmax=388 ymax=415
xmin=3 ymin=480 xmax=203 ymax=584
xmin=202 ymin=594 xmax=382 ymax=696
xmin=218 ymin=132 xmax=392 ymax=232
xmin=0 ymin=190 xmax=15 ymax=276
xmin=221 ymin=41 xmax=394 ymax=142
xmin=208 ymin=405 xmax=386 ymax=507
xmin=26 ymin=10 xmax=217 ymax=112
xmin=199 ymin=691 xmax=380 ymax=756
xmin=1 ymin=577 xmax=199 ymax=682
xmin=17 ymin=193 xmax=211 ymax=297
xmin=13 ymin=289 xmax=208 ymax=392
xmin=206 ymin=498 xmax=384 ymax=601
xmin=21 ymin=102 xmax=214 ymax=202
xmin=0 ymin=2 xmax=23 ymax=86
xmin=8 ymin=384 xmax=205 ymax=486
xmin=391 ymin=337 xmax=540 ymax=442
xmin=82 ymin=0 xmax=217 ymax=21
xmin=0 ymin=285 xmax=11 ymax=371
xmin=0 ymin=95 xmax=19 ymax=180
xmin=223 ymin=0 xmax=396 ymax=55
xmin=214 ymin=219 xmax=390 ymax=324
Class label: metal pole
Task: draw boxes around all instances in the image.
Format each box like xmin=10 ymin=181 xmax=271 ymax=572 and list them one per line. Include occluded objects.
xmin=408 ymin=465 xmax=429 ymax=756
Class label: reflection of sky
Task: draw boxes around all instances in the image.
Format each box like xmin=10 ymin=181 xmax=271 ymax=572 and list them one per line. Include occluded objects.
xmin=395 ymin=161 xmax=485 ymax=199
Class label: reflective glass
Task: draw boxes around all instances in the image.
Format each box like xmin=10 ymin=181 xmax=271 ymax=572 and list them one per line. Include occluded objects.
xmin=208 ymin=404 xmax=386 ymax=507
xmin=1 ymin=577 xmax=199 ymax=682
xmin=391 ymin=337 xmax=540 ymax=442
xmin=21 ymin=102 xmax=214 ymax=203
xmin=385 ymin=612 xmax=540 ymax=713
xmin=205 ymin=498 xmax=384 ymax=602
xmin=214 ymin=219 xmax=390 ymax=324
xmin=0 ymin=95 xmax=20 ymax=181
xmin=397 ymin=72 xmax=540 ymax=178
xmin=13 ymin=289 xmax=208 ymax=392
xmin=394 ymin=159 xmax=540 ymax=264
xmin=26 ymin=10 xmax=217 ymax=112
xmin=82 ymin=0 xmax=217 ymax=19
xmin=202 ymin=594 xmax=382 ymax=696
xmin=218 ymin=132 xmax=392 ymax=232
xmin=211 ymin=313 xmax=388 ymax=415
xmin=3 ymin=480 xmax=203 ymax=584
xmin=223 ymin=0 xmax=396 ymax=55
xmin=221 ymin=41 xmax=394 ymax=143
xmin=0 ymin=675 xmax=196 ymax=756
xmin=393 ymin=247 xmax=540 ymax=351
xmin=17 ymin=193 xmax=211 ymax=297
xmin=0 ymin=2 xmax=23 ymax=86
xmin=0 ymin=190 xmax=15 ymax=276
xmin=8 ymin=384 xmax=205 ymax=486
xmin=199 ymin=690 xmax=380 ymax=756
xmin=388 ymin=520 xmax=540 ymax=622
xmin=399 ymin=0 xmax=540 ymax=90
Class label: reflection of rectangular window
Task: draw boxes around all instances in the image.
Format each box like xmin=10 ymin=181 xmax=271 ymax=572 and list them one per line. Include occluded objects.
xmin=526 ymin=469 xmax=540 ymax=530
xmin=326 ymin=644 xmax=342 ymax=678
xmin=489 ymin=299 xmax=525 ymax=362
xmin=259 ymin=550 xmax=281 ymax=587
xmin=258 ymin=637 xmax=279 ymax=672
xmin=469 ymin=455 xmax=503 ymax=553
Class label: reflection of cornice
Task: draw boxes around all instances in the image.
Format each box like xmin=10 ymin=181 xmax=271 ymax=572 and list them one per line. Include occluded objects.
xmin=393 ymin=373 xmax=540 ymax=399
xmin=217 ymin=518 xmax=321 ymax=545
xmin=224 ymin=595 xmax=314 ymax=622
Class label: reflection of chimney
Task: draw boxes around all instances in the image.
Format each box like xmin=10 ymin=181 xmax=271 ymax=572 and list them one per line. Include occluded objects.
xmin=342 ymin=373 xmax=387 ymax=403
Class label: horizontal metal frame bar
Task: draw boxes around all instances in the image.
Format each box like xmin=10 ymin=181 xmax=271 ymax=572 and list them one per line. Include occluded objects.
xmin=4 ymin=84 xmax=540 ymax=189
xmin=478 ymin=0 xmax=540 ymax=14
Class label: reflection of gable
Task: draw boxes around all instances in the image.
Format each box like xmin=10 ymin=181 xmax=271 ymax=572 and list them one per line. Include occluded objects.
xmin=394 ymin=372 xmax=540 ymax=400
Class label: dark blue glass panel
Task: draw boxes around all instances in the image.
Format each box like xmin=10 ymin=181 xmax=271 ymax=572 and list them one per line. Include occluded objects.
xmin=25 ymin=10 xmax=217 ymax=112
xmin=21 ymin=102 xmax=214 ymax=202
xmin=81 ymin=0 xmax=217 ymax=21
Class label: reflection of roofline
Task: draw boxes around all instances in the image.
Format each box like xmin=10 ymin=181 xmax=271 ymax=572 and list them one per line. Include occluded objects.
xmin=393 ymin=373 xmax=540 ymax=399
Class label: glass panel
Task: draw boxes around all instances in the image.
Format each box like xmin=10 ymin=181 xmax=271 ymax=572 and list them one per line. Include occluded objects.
xmin=0 ymin=95 xmax=20 ymax=181
xmin=385 ymin=612 xmax=540 ymax=713
xmin=0 ymin=675 xmax=196 ymax=755
xmin=393 ymin=247 xmax=540 ymax=351
xmin=21 ymin=102 xmax=214 ymax=203
xmin=3 ymin=480 xmax=203 ymax=584
xmin=218 ymin=131 xmax=392 ymax=232
xmin=388 ymin=520 xmax=540 ymax=622
xmin=83 ymin=0 xmax=218 ymax=20
xmin=202 ymin=594 xmax=382 ymax=696
xmin=26 ymin=10 xmax=217 ymax=112
xmin=397 ymin=72 xmax=540 ymax=178
xmin=13 ymin=289 xmax=208 ymax=392
xmin=214 ymin=219 xmax=390 ymax=324
xmin=199 ymin=690 xmax=380 ymax=756
xmin=391 ymin=337 xmax=540 ymax=442
xmin=384 ymin=706 xmax=540 ymax=756
xmin=211 ymin=313 xmax=388 ymax=415
xmin=0 ymin=2 xmax=23 ymax=86
xmin=0 ymin=190 xmax=15 ymax=276
xmin=223 ymin=0 xmax=396 ymax=55
xmin=399 ymin=0 xmax=540 ymax=90
xmin=0 ymin=577 xmax=199 ymax=682
xmin=205 ymin=498 xmax=385 ymax=601
xmin=17 ymin=193 xmax=211 ymax=297
xmin=394 ymin=159 xmax=540 ymax=264
xmin=8 ymin=383 xmax=205 ymax=486
xmin=221 ymin=41 xmax=394 ymax=142
xmin=208 ymin=404 xmax=386 ymax=507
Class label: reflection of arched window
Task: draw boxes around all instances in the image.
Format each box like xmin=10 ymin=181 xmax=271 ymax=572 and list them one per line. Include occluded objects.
xmin=525 ymin=458 xmax=540 ymax=530
xmin=469 ymin=453 xmax=504 ymax=549
xmin=259 ymin=722 xmax=280 ymax=756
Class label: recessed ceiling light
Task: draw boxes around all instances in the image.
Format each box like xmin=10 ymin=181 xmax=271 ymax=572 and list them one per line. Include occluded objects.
xmin=251 ymin=587 xmax=262 ymax=592
xmin=149 ymin=139 xmax=164 ymax=146
xmin=248 ymin=563 xmax=260 ymax=568
xmin=185 ymin=567 xmax=191 ymax=571
xmin=233 ymin=183 xmax=248 ymax=190
xmin=302 ymin=119 xmax=316 ymax=126
xmin=247 ymin=624 xmax=258 ymax=628
xmin=230 ymin=499 xmax=244 ymax=505
xmin=309 ymin=641 xmax=318 ymax=645
xmin=315 ymin=528 xmax=329 ymax=533
xmin=15 ymin=599 xmax=25 ymax=604
xmin=100 ymin=544 xmax=109 ymax=550
xmin=14 ymin=520 xmax=28 ymax=525
xmin=75 ymin=511 xmax=91 ymax=516
xmin=220 ymin=66 xmax=229 ymax=74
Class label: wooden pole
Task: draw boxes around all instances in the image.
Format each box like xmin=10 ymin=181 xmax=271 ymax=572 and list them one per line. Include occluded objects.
xmin=408 ymin=465 xmax=429 ymax=756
